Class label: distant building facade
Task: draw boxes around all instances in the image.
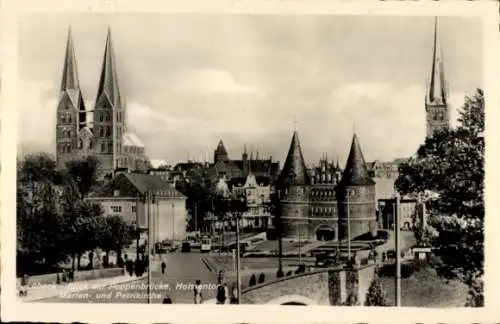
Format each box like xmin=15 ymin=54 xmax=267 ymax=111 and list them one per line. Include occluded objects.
xmin=87 ymin=172 xmax=187 ymax=244
xmin=378 ymin=198 xmax=418 ymax=231
xmin=55 ymin=28 xmax=149 ymax=178
xmin=207 ymin=140 xmax=280 ymax=183
xmin=229 ymin=173 xmax=272 ymax=229
xmin=276 ymin=131 xmax=377 ymax=242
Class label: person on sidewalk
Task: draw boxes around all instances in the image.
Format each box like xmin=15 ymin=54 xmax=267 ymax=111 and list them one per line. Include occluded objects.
xmin=19 ymin=274 xmax=29 ymax=297
xmin=193 ymin=280 xmax=203 ymax=304
xmin=216 ymin=279 xmax=229 ymax=305
xmin=161 ymin=260 xmax=166 ymax=275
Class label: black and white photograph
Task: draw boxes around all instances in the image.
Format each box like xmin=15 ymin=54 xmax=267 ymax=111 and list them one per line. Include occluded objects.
xmin=1 ymin=0 xmax=498 ymax=323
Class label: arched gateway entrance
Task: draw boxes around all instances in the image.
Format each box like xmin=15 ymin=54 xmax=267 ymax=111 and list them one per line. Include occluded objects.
xmin=315 ymin=225 xmax=336 ymax=241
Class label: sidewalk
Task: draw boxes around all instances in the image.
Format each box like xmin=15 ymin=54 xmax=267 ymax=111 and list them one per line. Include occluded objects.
xmin=18 ymin=274 xmax=143 ymax=302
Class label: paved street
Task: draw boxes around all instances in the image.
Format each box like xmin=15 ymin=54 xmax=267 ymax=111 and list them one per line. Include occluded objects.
xmin=39 ymin=252 xmax=218 ymax=304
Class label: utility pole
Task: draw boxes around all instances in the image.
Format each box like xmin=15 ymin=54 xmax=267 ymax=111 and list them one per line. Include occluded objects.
xmin=147 ymin=191 xmax=152 ymax=304
xmin=171 ymin=203 xmax=175 ymax=246
xmin=135 ymin=195 xmax=140 ymax=261
xmin=236 ymin=206 xmax=242 ymax=304
xmin=298 ymin=221 xmax=302 ymax=266
xmin=394 ymin=194 xmax=401 ymax=307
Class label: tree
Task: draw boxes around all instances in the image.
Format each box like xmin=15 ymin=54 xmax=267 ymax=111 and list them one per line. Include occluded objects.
xmin=364 ymin=276 xmax=388 ymax=306
xmin=65 ymin=155 xmax=101 ymax=199
xmin=17 ymin=153 xmax=68 ymax=275
xmin=395 ymin=89 xmax=484 ymax=305
xmin=101 ymin=215 xmax=136 ymax=263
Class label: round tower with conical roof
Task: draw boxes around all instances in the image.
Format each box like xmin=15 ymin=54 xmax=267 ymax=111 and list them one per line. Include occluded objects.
xmin=336 ymin=134 xmax=377 ymax=241
xmin=276 ymin=131 xmax=311 ymax=240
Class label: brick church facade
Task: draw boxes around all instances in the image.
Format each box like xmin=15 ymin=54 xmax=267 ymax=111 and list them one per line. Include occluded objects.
xmin=55 ymin=27 xmax=149 ymax=178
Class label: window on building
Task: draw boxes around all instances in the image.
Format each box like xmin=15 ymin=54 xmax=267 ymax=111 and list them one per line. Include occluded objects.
xmin=106 ymin=113 xmax=111 ymax=122
xmin=108 ymin=142 xmax=113 ymax=153
xmin=100 ymin=127 xmax=104 ymax=137
xmin=132 ymin=205 xmax=136 ymax=213
xmin=113 ymin=190 xmax=120 ymax=197
xmin=100 ymin=113 xmax=104 ymax=122
xmin=101 ymin=143 xmax=106 ymax=152
xmin=110 ymin=205 xmax=122 ymax=213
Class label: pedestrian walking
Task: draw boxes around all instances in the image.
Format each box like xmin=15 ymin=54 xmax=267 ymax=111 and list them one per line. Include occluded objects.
xmin=193 ymin=279 xmax=203 ymax=304
xmin=161 ymin=260 xmax=166 ymax=275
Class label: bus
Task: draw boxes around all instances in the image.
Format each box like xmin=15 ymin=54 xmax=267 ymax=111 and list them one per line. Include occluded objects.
xmin=200 ymin=236 xmax=212 ymax=253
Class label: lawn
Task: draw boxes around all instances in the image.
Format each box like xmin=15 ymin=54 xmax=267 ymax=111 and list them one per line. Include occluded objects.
xmin=379 ymin=267 xmax=468 ymax=307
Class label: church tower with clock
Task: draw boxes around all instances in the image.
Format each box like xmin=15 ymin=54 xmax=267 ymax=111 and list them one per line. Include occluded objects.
xmin=425 ymin=17 xmax=450 ymax=139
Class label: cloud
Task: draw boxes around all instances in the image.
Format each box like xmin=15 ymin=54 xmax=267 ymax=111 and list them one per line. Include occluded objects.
xmin=127 ymin=101 xmax=208 ymax=133
xmin=172 ymin=68 xmax=265 ymax=96
xmin=324 ymin=81 xmax=470 ymax=163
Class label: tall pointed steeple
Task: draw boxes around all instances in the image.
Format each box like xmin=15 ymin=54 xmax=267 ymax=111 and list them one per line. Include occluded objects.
xmin=340 ymin=134 xmax=374 ymax=186
xmin=60 ymin=27 xmax=80 ymax=92
xmin=425 ymin=17 xmax=450 ymax=138
xmin=426 ymin=17 xmax=447 ymax=106
xmin=278 ymin=131 xmax=310 ymax=187
xmin=59 ymin=27 xmax=85 ymax=113
xmin=96 ymin=27 xmax=122 ymax=108
xmin=214 ymin=139 xmax=229 ymax=163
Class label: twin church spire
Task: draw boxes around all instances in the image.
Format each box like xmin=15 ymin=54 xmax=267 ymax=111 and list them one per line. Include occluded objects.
xmin=57 ymin=26 xmax=125 ymax=173
xmin=60 ymin=26 xmax=122 ymax=119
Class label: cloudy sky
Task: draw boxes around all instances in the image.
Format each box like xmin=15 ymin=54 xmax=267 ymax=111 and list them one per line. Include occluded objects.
xmin=17 ymin=14 xmax=482 ymax=166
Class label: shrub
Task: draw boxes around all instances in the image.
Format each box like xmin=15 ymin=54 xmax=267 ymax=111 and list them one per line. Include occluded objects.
xmin=286 ymin=270 xmax=293 ymax=276
xmin=296 ymin=264 xmax=306 ymax=274
xmin=277 ymin=269 xmax=284 ymax=278
xmin=364 ymin=276 xmax=388 ymax=306
xmin=377 ymin=261 xmax=428 ymax=279
xmin=248 ymin=274 xmax=256 ymax=286
xmin=465 ymin=275 xmax=484 ymax=307
xmin=343 ymin=291 xmax=360 ymax=306
xmin=258 ymin=273 xmax=265 ymax=283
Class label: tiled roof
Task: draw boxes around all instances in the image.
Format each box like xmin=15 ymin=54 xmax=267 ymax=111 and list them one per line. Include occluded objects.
xmin=124 ymin=173 xmax=183 ymax=197
xmin=90 ymin=173 xmax=185 ymax=198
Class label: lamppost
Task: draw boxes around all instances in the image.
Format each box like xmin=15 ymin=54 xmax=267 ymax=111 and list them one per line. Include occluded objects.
xmin=394 ymin=192 xmax=401 ymax=307
xmin=229 ymin=193 xmax=247 ymax=304
xmin=171 ymin=203 xmax=175 ymax=246
xmin=135 ymin=195 xmax=140 ymax=262
xmin=147 ymin=191 xmax=155 ymax=304
xmin=272 ymin=189 xmax=283 ymax=275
